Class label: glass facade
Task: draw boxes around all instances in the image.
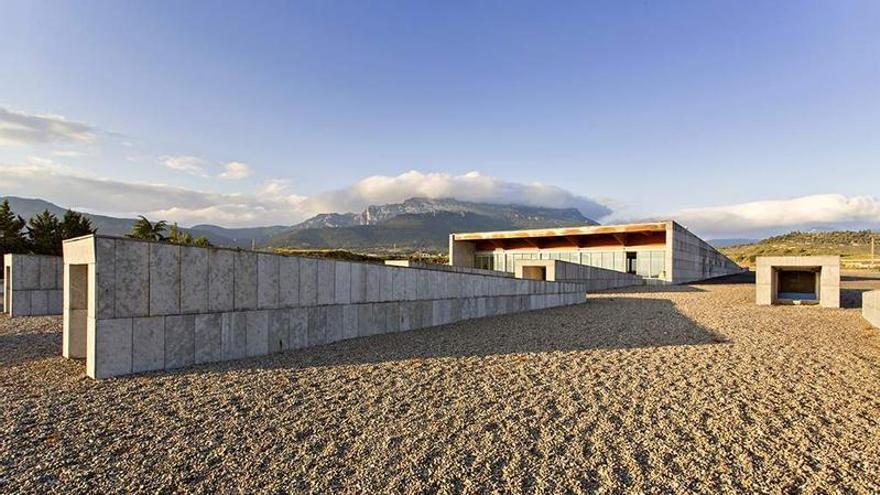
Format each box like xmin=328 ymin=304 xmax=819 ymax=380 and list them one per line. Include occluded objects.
xmin=475 ymin=249 xmax=666 ymax=279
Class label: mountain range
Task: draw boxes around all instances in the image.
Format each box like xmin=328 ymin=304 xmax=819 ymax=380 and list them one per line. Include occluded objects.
xmin=1 ymin=196 xmax=597 ymax=251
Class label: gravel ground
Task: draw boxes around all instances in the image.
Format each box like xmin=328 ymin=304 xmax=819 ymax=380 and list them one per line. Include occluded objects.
xmin=2 ymin=273 xmax=880 ymax=493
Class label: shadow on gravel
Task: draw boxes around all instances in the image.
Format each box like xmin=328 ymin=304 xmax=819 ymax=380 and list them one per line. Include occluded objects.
xmin=0 ymin=331 xmax=61 ymax=367
xmin=696 ymin=272 xmax=755 ymax=285
xmin=169 ymin=297 xmax=730 ymax=377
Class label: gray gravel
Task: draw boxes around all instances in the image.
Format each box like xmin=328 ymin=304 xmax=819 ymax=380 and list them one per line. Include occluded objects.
xmin=1 ymin=273 xmax=880 ymax=493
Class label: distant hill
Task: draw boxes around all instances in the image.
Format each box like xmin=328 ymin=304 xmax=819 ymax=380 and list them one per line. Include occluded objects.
xmin=268 ymin=198 xmax=596 ymax=251
xmin=708 ymin=238 xmax=759 ymax=248
xmin=720 ymin=230 xmax=879 ymax=266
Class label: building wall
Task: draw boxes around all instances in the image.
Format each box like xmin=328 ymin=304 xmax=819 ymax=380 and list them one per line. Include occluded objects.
xmin=2 ymin=254 xmax=63 ymax=317
xmin=755 ymin=256 xmax=840 ymax=308
xmin=864 ymin=291 xmax=880 ymax=329
xmin=669 ymin=222 xmax=743 ymax=284
xmin=64 ymin=235 xmax=588 ymax=379
xmin=475 ymin=248 xmax=667 ymax=279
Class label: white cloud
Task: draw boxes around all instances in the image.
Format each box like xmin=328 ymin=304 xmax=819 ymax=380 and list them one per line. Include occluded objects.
xmin=52 ymin=150 xmax=87 ymax=157
xmin=218 ymin=161 xmax=252 ymax=180
xmin=0 ymin=107 xmax=97 ymax=146
xmin=0 ymin=163 xmax=612 ymax=228
xmin=161 ymin=155 xmax=205 ymax=175
xmin=671 ymin=194 xmax=880 ymax=237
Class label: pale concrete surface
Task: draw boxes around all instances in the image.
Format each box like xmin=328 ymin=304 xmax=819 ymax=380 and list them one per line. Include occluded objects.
xmin=756 ymin=256 xmax=840 ymax=308
xmin=863 ymin=290 xmax=880 ymax=329
xmin=3 ymin=254 xmax=63 ymax=317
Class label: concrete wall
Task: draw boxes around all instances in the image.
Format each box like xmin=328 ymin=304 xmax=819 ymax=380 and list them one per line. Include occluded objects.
xmin=64 ymin=235 xmax=588 ymax=379
xmin=448 ymin=235 xmax=476 ymax=269
xmin=386 ymin=260 xmax=514 ymax=278
xmin=668 ymin=221 xmax=743 ymax=284
xmin=513 ymin=259 xmax=643 ymax=291
xmin=2 ymin=254 xmax=63 ymax=317
xmin=863 ymin=291 xmax=880 ymax=329
xmin=755 ymin=256 xmax=840 ymax=308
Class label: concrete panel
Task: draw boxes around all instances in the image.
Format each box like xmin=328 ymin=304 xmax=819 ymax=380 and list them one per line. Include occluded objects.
xmin=18 ymin=256 xmax=40 ymax=290
xmin=246 ymin=310 xmax=269 ymax=357
xmin=165 ymin=314 xmax=195 ymax=369
xmin=195 ymin=313 xmax=223 ymax=364
xmin=64 ymin=309 xmax=88 ymax=358
xmin=864 ymin=291 xmax=880 ymax=329
xmin=30 ymin=291 xmax=48 ymax=315
xmin=149 ymin=243 xmax=180 ymax=316
xmin=38 ymin=257 xmax=57 ymax=289
xmin=89 ymin=318 xmax=132 ymax=379
xmin=350 ymin=263 xmax=366 ymax=303
xmin=325 ymin=304 xmax=344 ymax=343
xmin=289 ymin=308 xmax=308 ymax=349
xmin=391 ymin=268 xmax=406 ymax=300
xmin=372 ymin=302 xmax=388 ymax=334
xmin=279 ymin=256 xmax=300 ymax=307
xmin=180 ymin=246 xmax=209 ymax=314
xmin=299 ymin=258 xmax=318 ymax=306
xmin=405 ymin=269 xmax=418 ymax=301
xmin=268 ymin=310 xmax=290 ymax=353
xmin=365 ymin=265 xmax=381 ymax=303
xmin=234 ymin=251 xmax=258 ymax=310
xmin=307 ymin=306 xmax=327 ymax=346
xmin=222 ymin=312 xmax=248 ymax=360
xmin=11 ymin=288 xmax=31 ymax=316
xmin=342 ymin=304 xmax=358 ymax=340
xmin=132 ymin=316 xmax=165 ymax=373
xmin=115 ymin=240 xmax=149 ymax=318
xmin=257 ymin=253 xmax=279 ymax=309
xmin=208 ymin=249 xmax=234 ymax=312
xmin=334 ymin=262 xmax=351 ymax=304
xmin=357 ymin=303 xmax=375 ymax=336
xmin=379 ymin=268 xmax=394 ymax=302
xmin=48 ymin=289 xmax=63 ymax=314
xmin=94 ymin=238 xmax=116 ymax=319
xmin=385 ymin=303 xmax=400 ymax=333
xmin=316 ymin=259 xmax=335 ymax=305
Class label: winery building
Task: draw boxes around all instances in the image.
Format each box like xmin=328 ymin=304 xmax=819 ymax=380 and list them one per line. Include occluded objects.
xmin=449 ymin=221 xmax=742 ymax=284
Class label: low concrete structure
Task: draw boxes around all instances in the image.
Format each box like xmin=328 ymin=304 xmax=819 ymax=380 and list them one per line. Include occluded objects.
xmin=3 ymin=254 xmax=63 ymax=317
xmin=513 ymin=259 xmax=643 ymax=291
xmin=863 ymin=291 xmax=880 ymax=329
xmin=63 ymin=235 xmax=590 ymax=379
xmin=756 ymin=256 xmax=840 ymax=308
xmin=449 ymin=220 xmax=743 ymax=284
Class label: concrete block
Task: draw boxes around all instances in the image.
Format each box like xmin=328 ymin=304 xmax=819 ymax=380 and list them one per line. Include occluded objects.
xmin=208 ymin=249 xmax=234 ymax=312
xmin=357 ymin=303 xmax=375 ymax=336
xmin=165 ymin=314 xmax=195 ymax=369
xmin=39 ymin=257 xmax=57 ymax=289
xmin=379 ymin=267 xmax=393 ymax=302
xmin=391 ymin=268 xmax=406 ymax=300
xmin=268 ymin=310 xmax=289 ymax=353
xmin=94 ymin=238 xmax=116 ymax=319
xmin=18 ymin=256 xmax=39 ymax=290
xmin=194 ymin=313 xmax=223 ymax=364
xmin=299 ymin=258 xmax=318 ymax=306
xmin=289 ymin=308 xmax=308 ymax=349
xmin=132 ymin=316 xmax=165 ymax=373
xmin=234 ymin=251 xmax=258 ymax=310
xmin=405 ymin=269 xmax=418 ymax=301
xmin=385 ymin=303 xmax=400 ymax=333
xmin=372 ymin=302 xmax=387 ymax=333
xmin=449 ymin=298 xmax=462 ymax=323
xmin=115 ymin=240 xmax=149 ymax=318
xmin=257 ymin=253 xmax=279 ymax=309
xmin=246 ymin=310 xmax=269 ymax=357
xmin=89 ymin=318 xmax=133 ymax=379
xmin=316 ymin=259 xmax=335 ymax=305
xmin=180 ymin=246 xmax=209 ymax=314
xmin=11 ymin=289 xmax=31 ymax=316
xmin=325 ymin=304 xmax=344 ymax=343
xmin=350 ymin=263 xmax=366 ymax=303
xmin=30 ymin=291 xmax=48 ymax=315
xmin=279 ymin=256 xmax=300 ymax=307
xmin=365 ymin=265 xmax=381 ymax=302
xmin=419 ymin=300 xmax=432 ymax=328
xmin=222 ymin=312 xmax=248 ymax=360
xmin=342 ymin=304 xmax=359 ymax=340
xmin=307 ymin=306 xmax=327 ymax=346
xmin=48 ymin=289 xmax=62 ymax=314
xmin=334 ymin=262 xmax=351 ymax=304
xmin=149 ymin=243 xmax=180 ymax=316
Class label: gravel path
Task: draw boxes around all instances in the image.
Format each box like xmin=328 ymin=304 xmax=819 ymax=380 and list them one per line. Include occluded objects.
xmin=2 ymin=273 xmax=879 ymax=493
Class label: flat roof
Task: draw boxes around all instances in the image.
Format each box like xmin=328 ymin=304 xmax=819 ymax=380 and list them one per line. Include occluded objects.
xmin=451 ymin=221 xmax=670 ymax=241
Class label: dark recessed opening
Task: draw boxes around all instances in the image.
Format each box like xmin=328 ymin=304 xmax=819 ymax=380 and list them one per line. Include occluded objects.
xmin=626 ymin=252 xmax=638 ymax=275
xmin=777 ymin=269 xmax=818 ymax=302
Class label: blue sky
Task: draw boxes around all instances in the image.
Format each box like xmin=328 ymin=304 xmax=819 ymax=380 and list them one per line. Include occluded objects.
xmin=1 ymin=1 xmax=879 ymax=236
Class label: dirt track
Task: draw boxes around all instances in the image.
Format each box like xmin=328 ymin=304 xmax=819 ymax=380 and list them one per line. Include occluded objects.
xmin=2 ymin=274 xmax=879 ymax=493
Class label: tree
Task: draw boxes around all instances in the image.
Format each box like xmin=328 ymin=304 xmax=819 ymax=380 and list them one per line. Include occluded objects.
xmin=60 ymin=209 xmax=96 ymax=240
xmin=0 ymin=199 xmax=28 ymax=255
xmin=167 ymin=223 xmax=193 ymax=245
xmin=127 ymin=216 xmax=167 ymax=241
xmin=26 ymin=210 xmax=63 ymax=255
xmin=192 ymin=236 xmax=211 ymax=247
